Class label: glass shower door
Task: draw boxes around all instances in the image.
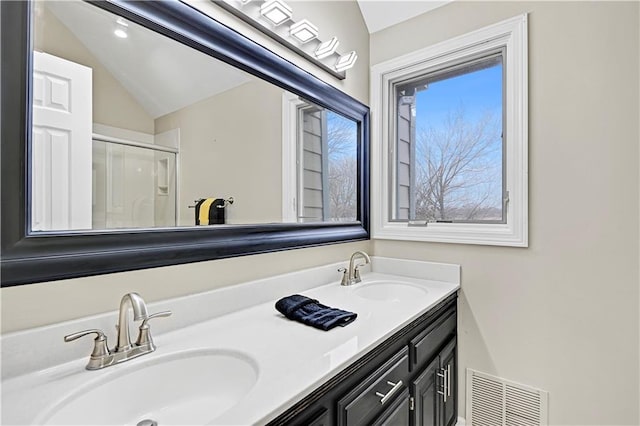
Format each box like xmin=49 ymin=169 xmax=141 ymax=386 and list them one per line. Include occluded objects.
xmin=92 ymin=140 xmax=177 ymax=229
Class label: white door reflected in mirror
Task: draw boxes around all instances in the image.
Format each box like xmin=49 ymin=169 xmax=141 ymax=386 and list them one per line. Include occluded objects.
xmin=31 ymin=51 xmax=92 ymax=231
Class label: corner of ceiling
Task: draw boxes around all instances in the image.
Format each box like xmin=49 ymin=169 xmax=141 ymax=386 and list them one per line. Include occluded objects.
xmin=356 ymin=0 xmax=454 ymax=34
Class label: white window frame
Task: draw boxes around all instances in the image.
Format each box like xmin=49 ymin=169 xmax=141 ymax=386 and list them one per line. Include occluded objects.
xmin=282 ymin=92 xmax=303 ymax=223
xmin=371 ymin=14 xmax=528 ymax=247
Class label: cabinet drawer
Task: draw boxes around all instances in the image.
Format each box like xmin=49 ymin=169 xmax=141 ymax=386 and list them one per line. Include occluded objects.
xmin=371 ymin=388 xmax=410 ymax=426
xmin=410 ymin=308 xmax=456 ymax=370
xmin=337 ymin=347 xmax=409 ymax=426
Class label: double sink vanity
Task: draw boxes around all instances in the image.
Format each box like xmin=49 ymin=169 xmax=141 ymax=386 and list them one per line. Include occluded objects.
xmin=1 ymin=256 xmax=459 ymax=425
xmin=0 ymin=0 xmax=460 ymax=424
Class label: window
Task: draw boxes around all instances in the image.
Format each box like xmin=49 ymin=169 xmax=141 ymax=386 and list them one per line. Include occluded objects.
xmin=282 ymin=93 xmax=358 ymax=223
xmin=371 ymin=15 xmax=528 ymax=246
xmin=297 ymin=105 xmax=357 ymax=222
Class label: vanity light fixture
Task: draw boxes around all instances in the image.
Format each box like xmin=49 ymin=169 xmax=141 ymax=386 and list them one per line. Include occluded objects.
xmin=335 ymin=51 xmax=358 ymax=72
xmin=114 ymin=17 xmax=128 ymax=39
xmin=289 ymin=19 xmax=318 ymax=44
xmin=216 ymin=0 xmax=357 ymax=79
xmin=314 ymin=36 xmax=339 ymax=59
xmin=260 ymin=0 xmax=292 ymax=26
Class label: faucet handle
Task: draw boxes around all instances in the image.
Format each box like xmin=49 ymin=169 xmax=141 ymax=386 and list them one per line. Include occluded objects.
xmin=64 ymin=329 xmax=110 ymax=358
xmin=354 ymin=262 xmax=370 ymax=282
xmin=338 ymin=267 xmax=350 ymax=286
xmin=141 ymin=310 xmax=172 ymax=325
xmin=135 ymin=311 xmax=172 ymax=349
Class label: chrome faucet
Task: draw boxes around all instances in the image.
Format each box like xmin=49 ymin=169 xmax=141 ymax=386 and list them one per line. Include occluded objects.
xmin=115 ymin=292 xmax=148 ymax=352
xmin=338 ymin=251 xmax=371 ymax=286
xmin=64 ymin=292 xmax=171 ymax=370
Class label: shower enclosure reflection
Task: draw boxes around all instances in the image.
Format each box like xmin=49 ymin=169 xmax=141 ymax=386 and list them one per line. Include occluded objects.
xmin=91 ymin=137 xmax=177 ymax=230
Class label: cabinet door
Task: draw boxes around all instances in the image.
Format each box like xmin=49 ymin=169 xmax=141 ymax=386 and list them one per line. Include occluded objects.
xmin=371 ymin=389 xmax=411 ymax=426
xmin=439 ymin=338 xmax=457 ymax=426
xmin=411 ymin=357 xmax=439 ymax=426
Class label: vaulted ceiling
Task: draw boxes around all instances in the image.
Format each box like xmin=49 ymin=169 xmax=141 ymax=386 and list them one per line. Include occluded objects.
xmin=356 ymin=0 xmax=453 ymax=33
xmin=46 ymin=1 xmax=252 ymax=119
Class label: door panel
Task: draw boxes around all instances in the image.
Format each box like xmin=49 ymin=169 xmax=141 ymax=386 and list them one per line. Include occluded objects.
xmin=440 ymin=338 xmax=457 ymax=426
xmin=32 ymin=51 xmax=92 ymax=231
xmin=411 ymin=357 xmax=439 ymax=426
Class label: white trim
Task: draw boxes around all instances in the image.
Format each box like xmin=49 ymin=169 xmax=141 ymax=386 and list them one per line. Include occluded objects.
xmin=92 ymin=123 xmax=154 ymax=145
xmin=281 ymin=92 xmax=304 ymax=222
xmin=92 ymin=133 xmax=179 ymax=154
xmin=371 ymin=14 xmax=528 ymax=247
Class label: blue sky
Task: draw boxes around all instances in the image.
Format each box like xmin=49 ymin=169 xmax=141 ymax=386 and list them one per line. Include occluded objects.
xmin=412 ymin=61 xmax=504 ymax=216
xmin=415 ymin=62 xmax=502 ymax=125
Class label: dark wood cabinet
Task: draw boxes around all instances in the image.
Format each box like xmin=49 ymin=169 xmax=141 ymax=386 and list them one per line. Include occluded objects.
xmin=411 ymin=357 xmax=439 ymax=426
xmin=295 ymin=408 xmax=331 ymax=426
xmin=439 ymin=339 xmax=457 ymax=426
xmin=372 ymin=389 xmax=411 ymax=426
xmin=267 ymin=294 xmax=457 ymax=426
xmin=337 ymin=348 xmax=409 ymax=426
xmin=411 ymin=338 xmax=457 ymax=426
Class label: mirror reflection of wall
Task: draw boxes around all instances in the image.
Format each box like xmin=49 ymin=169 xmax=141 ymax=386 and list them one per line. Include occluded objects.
xmin=30 ymin=0 xmax=359 ymax=232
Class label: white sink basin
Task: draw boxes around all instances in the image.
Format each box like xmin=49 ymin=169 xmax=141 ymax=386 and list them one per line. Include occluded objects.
xmin=353 ymin=280 xmax=428 ymax=301
xmin=37 ymin=349 xmax=259 ymax=426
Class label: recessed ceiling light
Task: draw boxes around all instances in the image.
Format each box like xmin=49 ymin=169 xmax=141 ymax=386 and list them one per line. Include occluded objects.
xmin=260 ymin=0 xmax=292 ymax=26
xmin=114 ymin=28 xmax=128 ymax=38
xmin=289 ymin=19 xmax=318 ymax=44
xmin=335 ymin=51 xmax=358 ymax=72
xmin=314 ymin=37 xmax=339 ymax=59
xmin=114 ymin=17 xmax=128 ymax=39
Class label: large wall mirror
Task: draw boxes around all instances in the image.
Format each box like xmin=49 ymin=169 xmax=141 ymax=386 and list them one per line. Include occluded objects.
xmin=1 ymin=0 xmax=370 ymax=286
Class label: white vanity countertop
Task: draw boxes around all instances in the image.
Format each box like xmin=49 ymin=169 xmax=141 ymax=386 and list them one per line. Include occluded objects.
xmin=1 ymin=257 xmax=460 ymax=425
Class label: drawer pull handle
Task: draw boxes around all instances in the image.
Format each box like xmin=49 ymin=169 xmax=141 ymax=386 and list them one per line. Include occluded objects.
xmin=375 ymin=380 xmax=403 ymax=405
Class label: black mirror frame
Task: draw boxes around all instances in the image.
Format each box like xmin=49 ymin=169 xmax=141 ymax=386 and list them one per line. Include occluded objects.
xmin=0 ymin=0 xmax=370 ymax=287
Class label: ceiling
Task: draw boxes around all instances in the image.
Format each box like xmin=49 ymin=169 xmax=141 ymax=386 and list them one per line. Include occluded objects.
xmin=44 ymin=0 xmax=451 ymax=119
xmin=356 ymin=0 xmax=453 ymax=33
xmin=46 ymin=1 xmax=252 ymax=119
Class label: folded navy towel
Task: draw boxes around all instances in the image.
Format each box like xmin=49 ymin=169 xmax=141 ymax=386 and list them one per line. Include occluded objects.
xmin=275 ymin=294 xmax=357 ymax=331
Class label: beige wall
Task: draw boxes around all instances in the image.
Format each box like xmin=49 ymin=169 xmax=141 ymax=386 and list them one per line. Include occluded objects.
xmin=370 ymin=1 xmax=639 ymax=424
xmin=33 ymin=5 xmax=155 ymax=134
xmin=184 ymin=0 xmax=370 ymax=105
xmin=155 ymin=80 xmax=284 ymax=225
xmin=2 ymin=0 xmax=370 ymax=331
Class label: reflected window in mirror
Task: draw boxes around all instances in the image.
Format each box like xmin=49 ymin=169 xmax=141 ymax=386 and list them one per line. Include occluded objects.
xmin=30 ymin=0 xmax=360 ymax=232
xmin=282 ymin=96 xmax=357 ymax=223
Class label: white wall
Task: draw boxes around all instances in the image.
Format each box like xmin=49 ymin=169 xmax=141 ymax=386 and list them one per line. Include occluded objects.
xmin=370 ymin=1 xmax=640 ymax=424
xmin=1 ymin=0 xmax=370 ymax=333
xmin=155 ymin=80 xmax=284 ymax=225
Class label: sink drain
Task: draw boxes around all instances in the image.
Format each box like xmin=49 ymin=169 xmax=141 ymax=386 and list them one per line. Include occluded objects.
xmin=137 ymin=420 xmax=158 ymax=426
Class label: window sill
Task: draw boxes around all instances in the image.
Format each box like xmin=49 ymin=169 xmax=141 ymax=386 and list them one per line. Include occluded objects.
xmin=372 ymin=221 xmax=528 ymax=247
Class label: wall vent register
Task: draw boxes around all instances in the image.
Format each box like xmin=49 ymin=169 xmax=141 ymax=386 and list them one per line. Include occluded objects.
xmin=466 ymin=368 xmax=549 ymax=426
